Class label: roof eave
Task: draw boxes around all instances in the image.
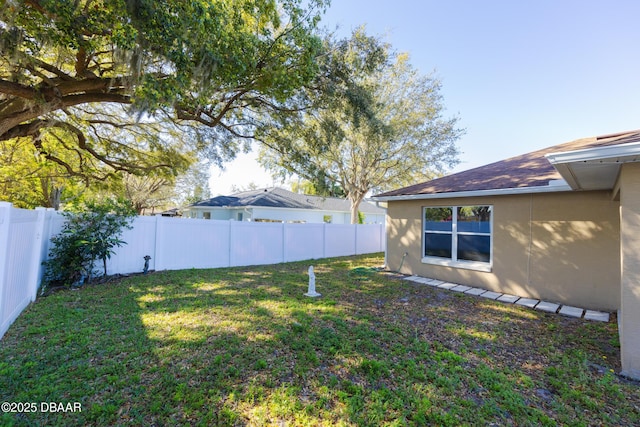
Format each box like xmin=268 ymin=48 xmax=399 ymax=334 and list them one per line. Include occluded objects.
xmin=545 ymin=142 xmax=640 ymax=191
xmin=546 ymin=141 xmax=640 ymax=164
xmin=372 ymin=182 xmax=573 ymax=202
xmin=374 ymin=133 xmax=640 ymax=202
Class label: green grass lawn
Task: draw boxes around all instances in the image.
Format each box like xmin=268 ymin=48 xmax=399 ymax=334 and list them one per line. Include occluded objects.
xmin=1 ymin=254 xmax=638 ymax=426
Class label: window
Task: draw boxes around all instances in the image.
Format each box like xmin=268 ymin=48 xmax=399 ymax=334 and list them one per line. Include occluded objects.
xmin=323 ymin=215 xmax=333 ymax=223
xmin=423 ymin=205 xmax=492 ymax=271
xmin=202 ymin=212 xmax=211 ymax=220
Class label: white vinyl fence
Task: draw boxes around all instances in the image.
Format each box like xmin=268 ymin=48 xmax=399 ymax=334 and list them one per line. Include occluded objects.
xmin=0 ymin=202 xmax=385 ymax=339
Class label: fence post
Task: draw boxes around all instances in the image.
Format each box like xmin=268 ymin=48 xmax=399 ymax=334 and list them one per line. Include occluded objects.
xmin=229 ymin=220 xmax=235 ymax=267
xmin=0 ymin=202 xmax=13 ymax=337
xmin=227 ymin=221 xmax=232 ymax=267
xmin=153 ymin=215 xmax=162 ymax=271
xmin=322 ymin=222 xmax=327 ymax=259
xmin=25 ymin=207 xmax=46 ymax=301
xmin=39 ymin=208 xmax=56 ymax=285
xmin=354 ymin=224 xmax=359 ymax=255
xmin=281 ymin=222 xmax=286 ymax=263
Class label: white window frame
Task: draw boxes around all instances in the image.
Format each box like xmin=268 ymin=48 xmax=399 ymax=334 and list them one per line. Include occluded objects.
xmin=422 ymin=205 xmax=493 ymax=272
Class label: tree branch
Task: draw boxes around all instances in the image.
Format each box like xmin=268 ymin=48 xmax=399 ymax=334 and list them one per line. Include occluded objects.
xmin=0 ymin=119 xmax=48 ymax=141
xmin=0 ymin=91 xmax=131 ymax=141
xmin=175 ymin=89 xmax=248 ymax=128
xmin=28 ymin=57 xmax=75 ymax=81
xmin=60 ymin=92 xmax=132 ymax=107
xmin=0 ymin=80 xmax=38 ymax=100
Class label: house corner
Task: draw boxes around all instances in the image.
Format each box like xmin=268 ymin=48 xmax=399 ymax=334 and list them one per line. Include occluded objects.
xmin=619 ymin=162 xmax=640 ymax=380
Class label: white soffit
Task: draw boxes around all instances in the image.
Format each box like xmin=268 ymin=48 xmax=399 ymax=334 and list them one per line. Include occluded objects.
xmin=372 ymin=182 xmax=573 ymax=202
xmin=546 ymin=142 xmax=640 ymax=190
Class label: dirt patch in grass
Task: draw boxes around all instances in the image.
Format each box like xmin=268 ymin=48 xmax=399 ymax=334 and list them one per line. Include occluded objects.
xmin=1 ymin=254 xmax=638 ymax=426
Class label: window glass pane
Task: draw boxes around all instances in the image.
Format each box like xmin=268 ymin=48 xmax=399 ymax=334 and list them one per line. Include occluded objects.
xmin=457 ymin=235 xmax=491 ymax=262
xmin=457 ymin=206 xmax=491 ymax=233
xmin=424 ymin=207 xmax=453 ymax=231
xmin=425 ymin=232 xmax=452 ymax=258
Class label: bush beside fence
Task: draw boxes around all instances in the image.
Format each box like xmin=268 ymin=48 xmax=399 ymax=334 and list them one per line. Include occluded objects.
xmin=0 ymin=202 xmax=385 ymax=339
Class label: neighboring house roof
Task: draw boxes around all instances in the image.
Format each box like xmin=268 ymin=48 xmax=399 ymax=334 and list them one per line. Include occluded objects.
xmin=158 ymin=208 xmax=181 ymax=217
xmin=374 ymin=129 xmax=640 ymax=200
xmin=189 ymin=187 xmax=385 ymax=214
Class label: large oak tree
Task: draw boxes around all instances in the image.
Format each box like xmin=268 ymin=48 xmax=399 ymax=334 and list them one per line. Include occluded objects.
xmin=258 ymin=28 xmax=464 ymax=223
xmin=0 ymin=0 xmax=327 ymax=183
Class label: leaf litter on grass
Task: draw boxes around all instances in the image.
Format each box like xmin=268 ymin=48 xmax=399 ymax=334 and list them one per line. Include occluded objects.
xmin=0 ymin=254 xmax=638 ymax=426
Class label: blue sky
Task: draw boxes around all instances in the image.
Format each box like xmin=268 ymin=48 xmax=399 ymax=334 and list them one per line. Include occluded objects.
xmin=210 ymin=0 xmax=640 ymax=193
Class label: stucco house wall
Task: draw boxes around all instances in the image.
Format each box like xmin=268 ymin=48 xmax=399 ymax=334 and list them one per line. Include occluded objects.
xmin=619 ymin=162 xmax=640 ymax=379
xmin=386 ymin=190 xmax=620 ymax=311
xmin=378 ymin=129 xmax=640 ymax=379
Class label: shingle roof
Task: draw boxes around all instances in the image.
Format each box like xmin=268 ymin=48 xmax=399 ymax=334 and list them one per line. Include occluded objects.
xmin=190 ymin=187 xmax=385 ymax=214
xmin=375 ymin=130 xmax=640 ymax=198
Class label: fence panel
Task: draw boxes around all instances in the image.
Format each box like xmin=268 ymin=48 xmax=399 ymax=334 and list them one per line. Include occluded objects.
xmin=324 ymin=224 xmax=357 ymax=258
xmin=0 ymin=205 xmax=41 ymax=339
xmin=0 ymin=203 xmax=12 ymax=339
xmin=283 ymin=223 xmax=325 ymax=262
xmin=155 ymin=218 xmax=231 ymax=270
xmin=106 ymin=216 xmax=158 ymax=275
xmin=230 ymin=221 xmax=284 ymax=267
xmin=37 ymin=210 xmax=62 ymax=284
xmin=356 ymin=224 xmax=384 ymax=254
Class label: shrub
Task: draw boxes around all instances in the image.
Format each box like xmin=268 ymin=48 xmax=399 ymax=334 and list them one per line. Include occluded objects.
xmin=357 ymin=211 xmax=366 ymax=224
xmin=42 ymin=198 xmax=136 ymax=289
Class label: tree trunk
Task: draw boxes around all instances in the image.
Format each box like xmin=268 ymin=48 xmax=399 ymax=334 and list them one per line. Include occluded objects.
xmin=40 ymin=178 xmax=63 ymax=210
xmin=349 ymin=195 xmax=364 ymax=224
xmin=49 ymin=187 xmax=63 ymax=210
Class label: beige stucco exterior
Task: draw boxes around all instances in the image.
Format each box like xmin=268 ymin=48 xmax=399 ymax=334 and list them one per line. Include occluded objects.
xmin=386 ymin=190 xmax=620 ymax=311
xmin=619 ymin=162 xmax=640 ymax=378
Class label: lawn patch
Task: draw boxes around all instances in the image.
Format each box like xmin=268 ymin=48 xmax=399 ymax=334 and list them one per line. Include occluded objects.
xmin=0 ymin=254 xmax=638 ymax=426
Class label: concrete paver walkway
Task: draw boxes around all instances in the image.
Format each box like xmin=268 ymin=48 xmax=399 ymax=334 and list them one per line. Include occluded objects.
xmin=402 ymin=275 xmax=610 ymax=322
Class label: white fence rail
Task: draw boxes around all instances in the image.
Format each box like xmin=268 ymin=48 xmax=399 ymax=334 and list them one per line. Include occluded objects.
xmin=0 ymin=202 xmax=385 ymax=339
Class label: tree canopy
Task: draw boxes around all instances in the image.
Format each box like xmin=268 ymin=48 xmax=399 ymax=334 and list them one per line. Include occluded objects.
xmin=258 ymin=28 xmax=464 ymax=223
xmin=0 ymin=0 xmax=327 ymax=183
xmin=0 ymin=132 xmax=85 ymax=208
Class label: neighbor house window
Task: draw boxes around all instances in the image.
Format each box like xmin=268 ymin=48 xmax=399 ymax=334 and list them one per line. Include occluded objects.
xmin=423 ymin=205 xmax=492 ymax=271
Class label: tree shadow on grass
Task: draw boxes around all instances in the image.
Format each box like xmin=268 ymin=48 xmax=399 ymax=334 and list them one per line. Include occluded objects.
xmin=1 ymin=254 xmax=638 ymax=426
xmin=0 ymin=256 xmax=377 ymax=425
xmin=0 ymin=278 xmax=162 ymax=426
